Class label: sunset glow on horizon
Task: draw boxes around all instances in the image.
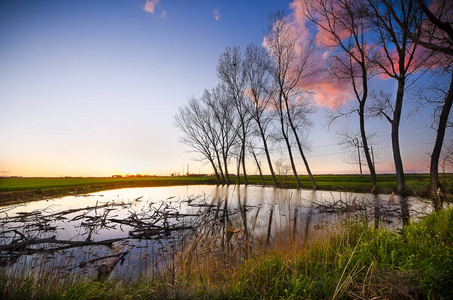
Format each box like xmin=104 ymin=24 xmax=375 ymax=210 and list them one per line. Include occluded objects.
xmin=0 ymin=0 xmax=445 ymax=178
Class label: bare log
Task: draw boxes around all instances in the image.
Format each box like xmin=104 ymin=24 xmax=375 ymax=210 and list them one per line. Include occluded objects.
xmin=0 ymin=236 xmax=57 ymax=251
xmin=0 ymin=236 xmax=122 ymax=252
xmin=96 ymin=253 xmax=126 ymax=280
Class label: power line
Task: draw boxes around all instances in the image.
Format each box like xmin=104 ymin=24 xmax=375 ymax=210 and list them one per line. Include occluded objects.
xmin=310 ymin=126 xmax=431 ymax=150
xmin=306 ymin=141 xmax=434 ymax=158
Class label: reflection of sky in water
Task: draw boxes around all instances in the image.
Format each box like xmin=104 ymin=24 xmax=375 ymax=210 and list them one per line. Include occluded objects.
xmin=0 ymin=185 xmax=433 ymax=280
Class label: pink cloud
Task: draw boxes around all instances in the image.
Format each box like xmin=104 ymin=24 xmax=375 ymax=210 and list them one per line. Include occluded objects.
xmin=261 ymin=1 xmax=355 ymax=110
xmin=287 ymin=0 xmax=365 ymax=109
xmin=214 ymin=8 xmax=220 ymax=21
xmin=290 ymin=0 xmax=348 ymax=47
xmin=143 ymin=0 xmax=159 ymax=14
xmin=311 ymin=81 xmax=352 ymax=109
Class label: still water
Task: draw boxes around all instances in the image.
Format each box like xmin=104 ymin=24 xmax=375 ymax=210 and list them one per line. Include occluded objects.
xmin=0 ymin=185 xmax=432 ymax=280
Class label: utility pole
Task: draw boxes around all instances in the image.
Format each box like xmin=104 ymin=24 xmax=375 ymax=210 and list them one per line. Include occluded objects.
xmin=356 ymin=138 xmax=362 ymax=175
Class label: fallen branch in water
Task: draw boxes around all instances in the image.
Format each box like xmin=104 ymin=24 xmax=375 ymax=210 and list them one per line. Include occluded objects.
xmin=0 ymin=236 xmax=57 ymax=251
xmin=0 ymin=236 xmax=123 ymax=252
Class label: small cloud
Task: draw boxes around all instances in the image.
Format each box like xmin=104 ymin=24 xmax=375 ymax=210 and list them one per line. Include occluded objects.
xmin=214 ymin=8 xmax=220 ymax=21
xmin=143 ymin=0 xmax=159 ymax=14
xmin=161 ymin=10 xmax=167 ymax=18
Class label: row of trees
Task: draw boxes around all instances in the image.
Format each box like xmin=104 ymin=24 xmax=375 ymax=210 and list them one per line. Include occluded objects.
xmin=175 ymin=11 xmax=318 ymax=189
xmin=175 ymin=0 xmax=452 ymax=206
xmin=301 ymin=0 xmax=452 ymax=206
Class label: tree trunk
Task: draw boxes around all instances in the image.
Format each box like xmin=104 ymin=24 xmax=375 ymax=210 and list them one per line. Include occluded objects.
xmin=236 ymin=154 xmax=241 ymax=184
xmin=209 ymin=159 xmax=222 ymax=184
xmin=283 ymin=95 xmax=316 ymax=189
xmin=430 ymin=71 xmax=453 ymax=210
xmin=223 ymin=155 xmax=231 ymax=185
xmin=359 ymin=66 xmax=377 ymax=191
xmin=281 ymin=127 xmax=302 ymax=189
xmin=294 ymin=139 xmax=317 ymax=189
xmin=251 ymin=148 xmax=266 ymax=186
xmin=393 ymin=78 xmax=406 ymax=194
xmin=215 ymin=150 xmax=226 ymax=184
xmin=359 ymin=100 xmax=377 ymax=190
xmin=257 ymin=121 xmax=278 ymax=186
xmin=241 ymin=137 xmax=248 ymax=185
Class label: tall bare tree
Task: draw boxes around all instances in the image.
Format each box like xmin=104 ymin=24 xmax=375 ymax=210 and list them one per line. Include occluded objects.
xmin=217 ymin=46 xmax=251 ymax=185
xmin=302 ymin=0 xmax=378 ymax=190
xmin=367 ymin=0 xmax=429 ymax=194
xmin=243 ymin=43 xmax=279 ymax=186
xmin=203 ymin=85 xmax=240 ymax=185
xmin=382 ymin=0 xmax=453 ymax=207
xmin=265 ymin=10 xmax=317 ymax=189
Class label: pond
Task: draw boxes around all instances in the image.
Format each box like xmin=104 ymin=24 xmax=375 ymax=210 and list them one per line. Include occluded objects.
xmin=0 ymin=185 xmax=432 ymax=281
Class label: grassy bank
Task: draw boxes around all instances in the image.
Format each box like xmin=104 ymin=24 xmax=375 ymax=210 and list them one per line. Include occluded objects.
xmin=1 ymin=207 xmax=452 ymax=299
xmin=1 ymin=173 xmax=452 ymax=206
xmin=2 ymin=173 xmax=451 ymax=193
xmin=248 ymin=173 xmax=450 ymax=195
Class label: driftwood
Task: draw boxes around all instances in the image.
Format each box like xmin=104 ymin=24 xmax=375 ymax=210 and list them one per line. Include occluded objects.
xmin=97 ymin=256 xmax=122 ymax=280
xmin=0 ymin=236 xmax=123 ymax=252
xmin=129 ymin=225 xmax=195 ymax=239
xmin=0 ymin=236 xmax=57 ymax=251
xmin=95 ymin=251 xmax=129 ymax=280
xmin=315 ymin=198 xmax=365 ymax=214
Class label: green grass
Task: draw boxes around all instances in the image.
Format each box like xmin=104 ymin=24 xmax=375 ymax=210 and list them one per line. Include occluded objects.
xmin=2 ymin=208 xmax=452 ymax=299
xmin=248 ymin=173 xmax=451 ymax=195
xmin=2 ymin=173 xmax=450 ymax=194
xmin=228 ymin=208 xmax=453 ymax=299
xmin=0 ymin=176 xmax=215 ymax=192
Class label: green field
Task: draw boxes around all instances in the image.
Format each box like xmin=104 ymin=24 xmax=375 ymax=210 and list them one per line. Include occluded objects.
xmin=0 ymin=176 xmax=215 ymax=192
xmin=1 ymin=173 xmax=452 ymax=197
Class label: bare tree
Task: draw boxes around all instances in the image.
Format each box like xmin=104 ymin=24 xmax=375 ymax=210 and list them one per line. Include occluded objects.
xmin=367 ymin=0 xmax=430 ymax=194
xmin=243 ymin=43 xmax=279 ymax=186
xmin=174 ymin=97 xmax=223 ymax=183
xmin=275 ymin=158 xmax=292 ymax=187
xmin=382 ymin=0 xmax=453 ymax=206
xmin=336 ymin=126 xmax=378 ymax=174
xmin=265 ymin=10 xmax=317 ymax=189
xmin=217 ymin=46 xmax=251 ymax=185
xmin=203 ymin=85 xmax=240 ymax=185
xmin=302 ymin=0 xmax=378 ymax=190
xmin=415 ymin=69 xmax=453 ymax=206
xmin=383 ymin=0 xmax=453 ymax=55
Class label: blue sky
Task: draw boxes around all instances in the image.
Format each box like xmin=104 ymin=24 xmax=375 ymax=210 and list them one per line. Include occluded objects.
xmin=0 ymin=0 xmax=440 ymax=177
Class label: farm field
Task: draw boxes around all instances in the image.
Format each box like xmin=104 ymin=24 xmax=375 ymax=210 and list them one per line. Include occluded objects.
xmin=0 ymin=176 xmax=215 ymax=192
xmin=1 ymin=173 xmax=452 ymax=199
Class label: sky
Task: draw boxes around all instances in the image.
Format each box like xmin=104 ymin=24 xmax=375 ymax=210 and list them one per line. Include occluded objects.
xmin=0 ymin=0 xmax=443 ymax=177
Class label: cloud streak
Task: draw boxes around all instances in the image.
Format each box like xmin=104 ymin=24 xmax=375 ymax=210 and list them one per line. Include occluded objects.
xmin=143 ymin=0 xmax=159 ymax=14
xmin=214 ymin=9 xmax=220 ymax=21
